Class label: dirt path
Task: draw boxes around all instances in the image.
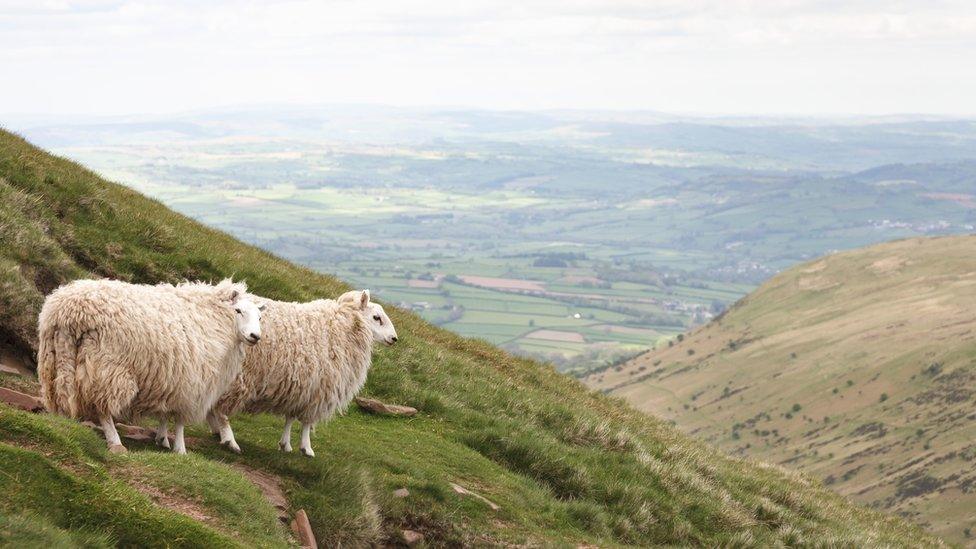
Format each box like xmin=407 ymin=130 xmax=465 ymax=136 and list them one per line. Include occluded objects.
xmin=231 ymin=463 xmax=290 ymax=523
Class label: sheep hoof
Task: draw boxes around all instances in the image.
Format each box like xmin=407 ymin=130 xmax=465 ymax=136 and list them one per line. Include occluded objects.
xmin=222 ymin=440 xmax=242 ymax=454
xmin=155 ymin=436 xmax=171 ymax=449
xmin=300 ymin=447 xmax=315 ymax=458
xmin=108 ymin=443 xmax=128 ymax=454
xmin=278 ymin=442 xmax=292 ymax=452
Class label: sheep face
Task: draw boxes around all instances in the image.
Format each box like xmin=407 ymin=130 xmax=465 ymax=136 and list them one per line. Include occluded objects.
xmin=340 ymin=289 xmax=398 ymax=345
xmin=233 ymin=298 xmax=264 ymax=345
xmin=365 ymin=302 xmax=397 ymax=346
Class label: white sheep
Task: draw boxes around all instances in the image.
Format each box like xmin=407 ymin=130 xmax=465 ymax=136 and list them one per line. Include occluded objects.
xmin=208 ymin=289 xmax=397 ymax=457
xmin=37 ymin=279 xmax=264 ymax=454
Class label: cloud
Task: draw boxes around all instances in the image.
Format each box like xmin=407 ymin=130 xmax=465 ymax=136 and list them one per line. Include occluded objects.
xmin=0 ymin=0 xmax=974 ymax=115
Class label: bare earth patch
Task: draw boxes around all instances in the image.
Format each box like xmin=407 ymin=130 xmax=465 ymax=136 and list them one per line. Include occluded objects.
xmin=526 ymin=330 xmax=585 ymax=343
xmin=459 ymin=275 xmax=546 ymax=292
xmin=232 ymin=464 xmax=290 ymax=523
xmin=919 ymin=193 xmax=976 ymax=209
xmin=797 ymin=275 xmax=839 ymax=291
xmin=407 ymin=279 xmax=440 ymax=289
xmin=801 ymin=260 xmax=827 ymax=274
xmin=126 ymin=475 xmax=215 ymax=525
xmin=870 ymin=256 xmax=907 ymax=275
xmin=557 ymin=275 xmax=605 ymax=285
xmin=595 ymin=324 xmax=659 ymax=337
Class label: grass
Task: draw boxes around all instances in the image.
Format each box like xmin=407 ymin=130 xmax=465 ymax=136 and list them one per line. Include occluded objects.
xmin=589 ymin=235 xmax=976 ymax=544
xmin=0 ymin=128 xmax=946 ymax=546
xmin=0 ymin=409 xmax=247 ymax=548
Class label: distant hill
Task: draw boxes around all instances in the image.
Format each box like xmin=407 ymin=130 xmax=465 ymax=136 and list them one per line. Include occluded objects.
xmin=586 ymin=235 xmax=976 ymax=543
xmin=0 ymin=129 xmax=944 ymax=546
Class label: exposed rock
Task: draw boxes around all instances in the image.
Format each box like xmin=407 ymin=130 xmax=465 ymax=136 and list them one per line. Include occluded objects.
xmin=0 ymin=364 xmax=24 ymax=376
xmin=123 ymin=432 xmax=155 ymax=442
xmin=401 ymin=529 xmax=424 ymax=546
xmin=290 ymin=509 xmax=317 ymax=549
xmin=0 ymin=387 xmax=44 ymax=412
xmin=0 ymin=351 xmax=33 ymax=376
xmin=354 ymin=397 xmax=417 ymax=417
xmin=450 ymin=482 xmax=499 ymax=511
xmin=393 ymin=487 xmax=410 ymax=498
xmin=118 ymin=423 xmax=157 ymax=438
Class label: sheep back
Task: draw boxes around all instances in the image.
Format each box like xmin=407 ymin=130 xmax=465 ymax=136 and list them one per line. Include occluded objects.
xmin=37 ymin=279 xmax=247 ymax=423
xmin=215 ymin=298 xmax=372 ymax=424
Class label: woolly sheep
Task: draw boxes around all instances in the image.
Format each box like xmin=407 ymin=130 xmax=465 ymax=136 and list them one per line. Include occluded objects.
xmin=37 ymin=279 xmax=264 ymax=454
xmin=207 ymin=289 xmax=397 ymax=457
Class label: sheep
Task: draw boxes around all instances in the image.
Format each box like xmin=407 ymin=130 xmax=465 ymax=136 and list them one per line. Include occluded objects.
xmin=37 ymin=278 xmax=264 ymax=454
xmin=208 ymin=289 xmax=397 ymax=457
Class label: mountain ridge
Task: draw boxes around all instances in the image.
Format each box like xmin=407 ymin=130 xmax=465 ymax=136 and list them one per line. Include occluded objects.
xmin=587 ymin=234 xmax=976 ymax=543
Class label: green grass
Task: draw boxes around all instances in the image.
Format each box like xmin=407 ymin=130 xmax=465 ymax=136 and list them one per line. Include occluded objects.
xmin=0 ymin=128 xmax=945 ymax=546
xmin=0 ymin=511 xmax=111 ymax=548
xmin=591 ymin=235 xmax=976 ymax=544
xmin=0 ymin=409 xmax=251 ymax=548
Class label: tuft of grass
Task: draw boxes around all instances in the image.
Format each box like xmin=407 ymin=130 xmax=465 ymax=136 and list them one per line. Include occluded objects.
xmin=0 ymin=510 xmax=111 ymax=548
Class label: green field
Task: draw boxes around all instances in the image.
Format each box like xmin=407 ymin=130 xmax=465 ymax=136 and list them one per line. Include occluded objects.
xmin=31 ymin=113 xmax=976 ymax=374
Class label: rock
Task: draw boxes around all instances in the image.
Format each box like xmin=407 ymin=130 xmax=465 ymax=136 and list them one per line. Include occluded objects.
xmin=0 ymin=387 xmax=44 ymax=412
xmin=117 ymin=423 xmax=157 ymax=438
xmin=0 ymin=352 xmax=33 ymax=376
xmin=450 ymin=482 xmax=499 ymax=511
xmin=401 ymin=529 xmax=424 ymax=546
xmin=393 ymin=487 xmax=410 ymax=498
xmin=290 ymin=509 xmax=317 ymax=549
xmin=108 ymin=444 xmax=128 ymax=454
xmin=123 ymin=432 xmax=155 ymax=443
xmin=354 ymin=397 xmax=417 ymax=417
xmin=0 ymin=364 xmax=23 ymax=376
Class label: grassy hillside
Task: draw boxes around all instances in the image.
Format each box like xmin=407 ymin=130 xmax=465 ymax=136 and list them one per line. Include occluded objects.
xmin=0 ymin=127 xmax=942 ymax=547
xmin=587 ymin=235 xmax=976 ymax=543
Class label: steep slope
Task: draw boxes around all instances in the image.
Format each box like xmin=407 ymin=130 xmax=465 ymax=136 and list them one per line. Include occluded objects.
xmin=587 ymin=235 xmax=976 ymax=543
xmin=0 ymin=128 xmax=942 ymax=547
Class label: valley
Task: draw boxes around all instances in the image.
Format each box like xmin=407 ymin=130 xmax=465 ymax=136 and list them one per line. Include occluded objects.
xmin=18 ymin=108 xmax=976 ymax=373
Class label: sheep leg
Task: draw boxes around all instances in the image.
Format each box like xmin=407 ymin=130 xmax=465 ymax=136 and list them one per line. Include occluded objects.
xmin=172 ymin=422 xmax=187 ymax=455
xmin=100 ymin=416 xmax=126 ymax=453
xmin=214 ymin=412 xmax=241 ymax=454
xmin=278 ymin=417 xmax=294 ymax=452
xmin=155 ymin=417 xmax=171 ymax=449
xmin=206 ymin=411 xmax=221 ymax=437
xmin=299 ymin=422 xmax=315 ymax=457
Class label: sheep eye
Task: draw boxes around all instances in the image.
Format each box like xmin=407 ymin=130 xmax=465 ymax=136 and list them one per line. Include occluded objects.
xmin=373 ymin=315 xmax=381 ymax=322
xmin=235 ymin=308 xmax=242 ymax=314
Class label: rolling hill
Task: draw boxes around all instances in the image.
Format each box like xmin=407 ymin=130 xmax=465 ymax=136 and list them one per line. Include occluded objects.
xmin=586 ymin=235 xmax=976 ymax=543
xmin=0 ymin=127 xmax=943 ymax=547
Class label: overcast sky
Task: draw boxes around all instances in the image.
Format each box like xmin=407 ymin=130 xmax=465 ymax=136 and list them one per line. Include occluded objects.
xmin=1 ymin=0 xmax=975 ymax=117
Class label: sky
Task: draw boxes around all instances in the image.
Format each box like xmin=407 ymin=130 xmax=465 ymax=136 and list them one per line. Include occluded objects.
xmin=1 ymin=0 xmax=975 ymax=117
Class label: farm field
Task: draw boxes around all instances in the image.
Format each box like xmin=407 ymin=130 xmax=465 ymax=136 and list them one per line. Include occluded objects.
xmin=18 ymin=108 xmax=976 ymax=373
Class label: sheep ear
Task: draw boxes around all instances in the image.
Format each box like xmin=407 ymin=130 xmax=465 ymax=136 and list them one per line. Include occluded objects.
xmin=337 ymin=291 xmax=358 ymax=305
xmin=359 ymin=289 xmax=370 ymax=310
xmin=228 ymin=289 xmax=240 ymax=303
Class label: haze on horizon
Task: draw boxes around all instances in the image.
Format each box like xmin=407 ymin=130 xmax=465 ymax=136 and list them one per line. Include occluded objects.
xmin=1 ymin=0 xmax=975 ymax=118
